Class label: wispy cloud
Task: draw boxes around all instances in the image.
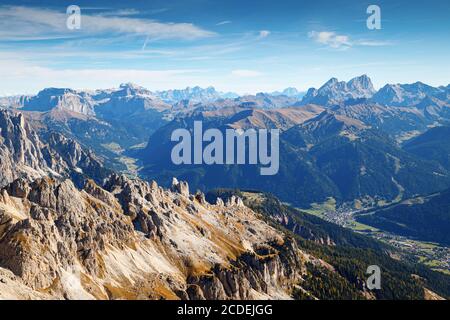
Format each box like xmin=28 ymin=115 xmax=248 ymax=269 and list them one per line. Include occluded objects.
xmin=308 ymin=30 xmax=392 ymax=50
xmin=308 ymin=31 xmax=351 ymax=49
xmin=148 ymin=8 xmax=170 ymax=15
xmin=0 ymin=6 xmax=215 ymax=41
xmin=216 ymin=20 xmax=231 ymax=26
xmin=231 ymin=69 xmax=263 ymax=77
xmin=356 ymin=40 xmax=393 ymax=47
xmin=97 ymin=9 xmax=141 ymax=17
xmin=142 ymin=36 xmax=150 ymax=51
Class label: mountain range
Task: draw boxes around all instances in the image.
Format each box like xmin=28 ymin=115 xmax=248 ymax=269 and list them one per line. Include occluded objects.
xmin=1 ymin=75 xmax=450 ymax=300
xmin=4 ymin=75 xmax=448 ymax=117
xmin=140 ymin=106 xmax=450 ymax=207
xmin=3 ymin=109 xmax=449 ymax=299
xmin=2 ymin=75 xmax=449 ymax=207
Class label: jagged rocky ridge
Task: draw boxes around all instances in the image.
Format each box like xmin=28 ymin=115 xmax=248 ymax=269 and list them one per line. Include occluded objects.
xmin=0 ymin=174 xmax=315 ymax=299
xmin=0 ymin=110 xmax=108 ymax=188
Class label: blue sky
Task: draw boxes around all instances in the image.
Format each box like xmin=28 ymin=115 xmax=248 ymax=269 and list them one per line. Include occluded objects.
xmin=0 ymin=0 xmax=449 ymax=95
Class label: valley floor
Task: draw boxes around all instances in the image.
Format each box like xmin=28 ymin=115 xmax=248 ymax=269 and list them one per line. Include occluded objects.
xmin=301 ymin=203 xmax=450 ymax=275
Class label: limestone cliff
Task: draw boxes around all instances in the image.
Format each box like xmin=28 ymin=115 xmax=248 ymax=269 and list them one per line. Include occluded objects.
xmin=0 ymin=110 xmax=108 ymax=188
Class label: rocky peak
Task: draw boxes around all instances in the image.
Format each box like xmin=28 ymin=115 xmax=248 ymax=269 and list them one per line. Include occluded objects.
xmin=170 ymin=177 xmax=189 ymax=197
xmin=215 ymin=197 xmax=224 ymax=206
xmin=300 ymin=75 xmax=376 ymax=106
xmin=347 ymin=75 xmax=375 ymax=94
xmin=119 ymin=82 xmax=144 ymax=90
xmin=303 ymin=87 xmax=318 ymax=99
xmin=117 ymin=83 xmax=153 ymax=97
xmin=226 ymin=195 xmax=244 ymax=207
xmin=321 ymin=77 xmax=339 ymax=87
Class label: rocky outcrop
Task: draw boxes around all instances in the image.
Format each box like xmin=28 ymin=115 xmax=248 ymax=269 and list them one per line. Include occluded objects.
xmin=0 ymin=174 xmax=308 ymax=300
xmin=0 ymin=177 xmax=135 ymax=292
xmin=0 ymin=267 xmax=52 ymax=300
xmin=226 ymin=195 xmax=244 ymax=207
xmin=0 ymin=110 xmax=49 ymax=186
xmin=170 ymin=177 xmax=189 ymax=197
xmin=186 ymin=239 xmax=305 ymax=299
xmin=0 ymin=110 xmax=109 ymax=188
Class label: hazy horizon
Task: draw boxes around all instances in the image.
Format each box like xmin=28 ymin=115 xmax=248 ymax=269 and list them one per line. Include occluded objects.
xmin=2 ymin=74 xmax=450 ymax=97
xmin=0 ymin=0 xmax=449 ymax=95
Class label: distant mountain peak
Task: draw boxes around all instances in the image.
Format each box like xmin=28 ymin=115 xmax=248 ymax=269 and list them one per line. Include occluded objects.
xmin=269 ymin=87 xmax=304 ymax=99
xmin=119 ymin=82 xmax=144 ymax=90
xmin=371 ymin=81 xmax=446 ymax=107
xmin=155 ymin=86 xmax=230 ymax=104
xmin=37 ymin=87 xmax=76 ymax=96
xmin=118 ymin=82 xmax=152 ymax=96
xmin=325 ymin=77 xmax=339 ymax=85
xmin=301 ymin=75 xmax=376 ymax=106
xmin=348 ymin=74 xmax=374 ymax=90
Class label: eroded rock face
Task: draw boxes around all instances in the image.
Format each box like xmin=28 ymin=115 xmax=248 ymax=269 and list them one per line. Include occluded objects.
xmin=0 ymin=110 xmax=109 ymax=189
xmin=0 ymin=111 xmax=48 ymax=186
xmin=186 ymin=239 xmax=305 ymax=300
xmin=0 ymin=174 xmax=307 ymax=300
xmin=0 ymin=177 xmax=135 ymax=292
xmin=0 ymin=267 xmax=52 ymax=300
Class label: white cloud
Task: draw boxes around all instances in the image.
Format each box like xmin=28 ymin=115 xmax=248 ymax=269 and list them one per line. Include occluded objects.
xmin=216 ymin=20 xmax=231 ymax=26
xmin=357 ymin=40 xmax=393 ymax=47
xmin=258 ymin=30 xmax=271 ymax=39
xmin=231 ymin=69 xmax=263 ymax=77
xmin=308 ymin=31 xmax=352 ymax=49
xmin=97 ymin=9 xmax=141 ymax=17
xmin=308 ymin=31 xmax=392 ymax=49
xmin=0 ymin=6 xmax=215 ymax=41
